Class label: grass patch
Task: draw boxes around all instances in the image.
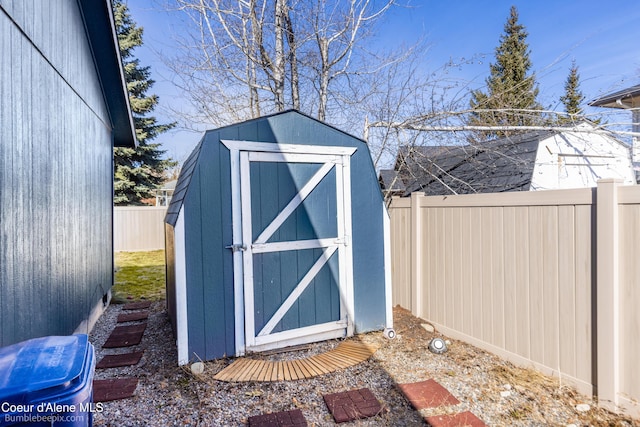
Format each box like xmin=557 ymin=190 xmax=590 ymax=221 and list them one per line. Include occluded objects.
xmin=508 ymin=403 xmax=533 ymax=420
xmin=112 ymin=250 xmax=166 ymax=303
xmin=490 ymin=364 xmax=557 ymax=390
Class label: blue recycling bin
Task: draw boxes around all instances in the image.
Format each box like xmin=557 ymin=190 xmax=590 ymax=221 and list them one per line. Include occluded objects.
xmin=0 ymin=335 xmax=96 ymax=426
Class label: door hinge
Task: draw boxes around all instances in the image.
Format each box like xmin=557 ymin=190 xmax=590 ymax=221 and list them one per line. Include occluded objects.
xmin=225 ymin=243 xmax=247 ymax=253
xmin=335 ymin=235 xmax=350 ymax=246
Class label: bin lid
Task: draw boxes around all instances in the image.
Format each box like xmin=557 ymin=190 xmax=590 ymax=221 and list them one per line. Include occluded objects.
xmin=0 ymin=335 xmax=90 ymax=403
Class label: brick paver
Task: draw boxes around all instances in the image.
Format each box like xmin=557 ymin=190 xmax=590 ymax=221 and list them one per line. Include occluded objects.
xmin=117 ymin=311 xmax=149 ymax=323
xmin=102 ymin=323 xmax=147 ymax=348
xmin=122 ymin=301 xmax=152 ymax=310
xmin=397 ymin=379 xmax=460 ymax=410
xmin=93 ymin=378 xmax=139 ymax=402
xmin=425 ymin=410 xmax=486 ymax=427
xmin=96 ymin=351 xmax=144 ymax=369
xmin=323 ymin=388 xmax=383 ymax=423
xmin=248 ymin=409 xmax=307 ymax=426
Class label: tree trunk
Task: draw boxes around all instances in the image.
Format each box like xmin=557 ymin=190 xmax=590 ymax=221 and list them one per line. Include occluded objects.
xmin=243 ymin=1 xmax=260 ymax=117
xmin=273 ymin=0 xmax=286 ymax=110
xmin=283 ymin=2 xmax=299 ymax=110
xmin=317 ymin=36 xmax=329 ymax=121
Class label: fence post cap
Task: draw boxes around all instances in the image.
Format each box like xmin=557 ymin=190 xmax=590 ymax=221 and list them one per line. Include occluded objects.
xmin=597 ymin=178 xmax=623 ymax=184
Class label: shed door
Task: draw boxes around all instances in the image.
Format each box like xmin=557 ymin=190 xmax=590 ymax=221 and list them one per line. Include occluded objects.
xmin=228 ymin=141 xmax=355 ymax=354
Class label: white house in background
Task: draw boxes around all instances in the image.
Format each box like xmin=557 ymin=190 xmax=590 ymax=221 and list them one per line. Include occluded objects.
xmin=589 ymin=84 xmax=640 ymax=177
xmin=379 ymin=121 xmax=635 ymax=196
xmin=531 ymin=122 xmax=635 ymax=190
xmin=155 ymin=180 xmax=177 ymax=206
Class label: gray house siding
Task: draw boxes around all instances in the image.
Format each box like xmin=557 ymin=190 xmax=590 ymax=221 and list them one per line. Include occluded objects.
xmin=1 ymin=1 xmax=110 ymax=123
xmin=167 ymin=111 xmax=388 ymax=362
xmin=0 ymin=1 xmax=133 ymax=346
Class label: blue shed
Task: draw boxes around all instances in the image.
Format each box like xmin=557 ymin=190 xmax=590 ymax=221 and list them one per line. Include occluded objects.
xmin=165 ymin=111 xmax=393 ymax=364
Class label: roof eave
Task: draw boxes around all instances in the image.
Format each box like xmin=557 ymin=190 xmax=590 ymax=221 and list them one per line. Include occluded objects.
xmin=77 ymin=0 xmax=137 ymax=148
xmin=588 ymin=85 xmax=640 ymax=110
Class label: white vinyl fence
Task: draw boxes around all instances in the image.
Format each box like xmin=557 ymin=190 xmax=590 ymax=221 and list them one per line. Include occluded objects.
xmin=114 ymin=206 xmax=167 ymax=251
xmin=388 ymin=179 xmax=640 ymax=418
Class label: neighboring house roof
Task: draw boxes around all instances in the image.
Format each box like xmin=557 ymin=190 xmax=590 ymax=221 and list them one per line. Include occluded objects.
xmin=161 ymin=180 xmax=178 ymax=191
xmin=378 ymin=169 xmax=404 ymax=193
xmin=393 ymin=145 xmax=455 ymax=169
xmin=589 ymin=84 xmax=640 ymax=172
xmin=385 ymin=131 xmax=550 ymax=196
xmin=589 ymin=84 xmax=640 ymax=109
xmin=78 ymin=0 xmax=136 ymax=147
xmin=382 ymin=122 xmax=636 ymax=197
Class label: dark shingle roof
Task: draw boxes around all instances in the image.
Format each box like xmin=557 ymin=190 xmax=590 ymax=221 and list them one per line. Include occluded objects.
xmin=396 ymin=131 xmax=553 ymax=196
xmin=165 ymin=138 xmax=203 ymax=226
xmin=378 ymin=169 xmax=405 ymax=192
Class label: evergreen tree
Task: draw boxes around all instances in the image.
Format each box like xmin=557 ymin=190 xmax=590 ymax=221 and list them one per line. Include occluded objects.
xmin=468 ymin=6 xmax=543 ymax=141
xmin=559 ymin=60 xmax=585 ymax=121
xmin=113 ymin=0 xmax=176 ymax=205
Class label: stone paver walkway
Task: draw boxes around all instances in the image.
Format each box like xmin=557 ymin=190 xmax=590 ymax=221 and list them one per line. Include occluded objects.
xmin=93 ymin=305 xmax=149 ymax=403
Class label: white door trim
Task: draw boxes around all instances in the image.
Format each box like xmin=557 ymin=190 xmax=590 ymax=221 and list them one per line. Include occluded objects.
xmin=222 ymin=139 xmax=357 ymax=156
xmin=337 ymin=153 xmax=355 ymax=336
xmin=252 ymin=238 xmax=342 ymax=254
xmin=251 ymin=321 xmax=348 ymax=352
xmin=225 ymin=139 xmax=355 ymax=355
xmin=248 ymin=151 xmax=342 ymax=164
xmin=239 ymin=151 xmax=257 ymax=348
xmin=175 ymin=207 xmax=190 ymax=365
xmin=228 ymin=144 xmax=246 ymax=356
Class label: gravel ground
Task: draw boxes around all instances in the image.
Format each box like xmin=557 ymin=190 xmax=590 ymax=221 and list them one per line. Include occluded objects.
xmin=90 ymin=301 xmax=638 ymax=426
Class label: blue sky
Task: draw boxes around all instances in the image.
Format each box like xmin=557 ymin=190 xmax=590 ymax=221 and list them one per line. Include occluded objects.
xmin=126 ymin=0 xmax=640 ymax=164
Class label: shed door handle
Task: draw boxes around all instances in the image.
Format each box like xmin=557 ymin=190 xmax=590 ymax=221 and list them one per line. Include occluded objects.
xmin=225 ymin=244 xmax=246 ymax=253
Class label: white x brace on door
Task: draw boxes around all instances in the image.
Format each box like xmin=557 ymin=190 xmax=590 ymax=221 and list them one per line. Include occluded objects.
xmin=223 ymin=140 xmax=356 ymax=355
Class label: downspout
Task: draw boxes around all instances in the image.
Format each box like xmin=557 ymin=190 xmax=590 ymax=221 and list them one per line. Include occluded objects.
xmin=382 ymin=203 xmax=396 ymax=339
xmin=632 ymin=110 xmax=640 ymax=183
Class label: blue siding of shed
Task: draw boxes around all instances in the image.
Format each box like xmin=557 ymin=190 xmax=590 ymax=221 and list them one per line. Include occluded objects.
xmin=174 ymin=111 xmax=387 ymax=361
xmin=0 ymin=1 xmax=115 ymax=346
xmin=181 ymin=135 xmax=236 ymax=359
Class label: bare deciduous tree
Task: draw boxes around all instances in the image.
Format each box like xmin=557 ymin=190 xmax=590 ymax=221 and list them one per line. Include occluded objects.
xmin=165 ymin=0 xmax=401 ymax=126
xmin=163 ymin=0 xmax=640 ymax=204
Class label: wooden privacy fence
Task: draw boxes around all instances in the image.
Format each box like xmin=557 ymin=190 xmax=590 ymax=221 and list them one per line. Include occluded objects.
xmin=113 ymin=206 xmax=167 ymax=251
xmin=388 ymin=179 xmax=640 ymax=418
